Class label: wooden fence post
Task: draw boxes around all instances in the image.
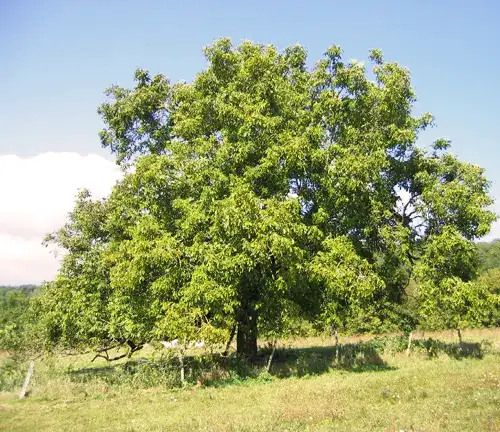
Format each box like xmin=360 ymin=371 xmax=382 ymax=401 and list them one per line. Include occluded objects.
xmin=19 ymin=361 xmax=34 ymax=399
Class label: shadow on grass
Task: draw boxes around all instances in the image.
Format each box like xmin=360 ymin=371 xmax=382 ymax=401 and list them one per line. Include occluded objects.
xmin=64 ymin=343 xmax=390 ymax=389
xmin=63 ymin=336 xmax=488 ymax=390
xmin=67 ymin=357 xmax=183 ymax=388
xmin=257 ymin=343 xmax=395 ymax=379
xmin=413 ymin=338 xmax=484 ymax=360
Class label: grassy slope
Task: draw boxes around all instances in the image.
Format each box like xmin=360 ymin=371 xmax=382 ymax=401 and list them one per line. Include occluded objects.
xmin=1 ymin=330 xmax=499 ymax=431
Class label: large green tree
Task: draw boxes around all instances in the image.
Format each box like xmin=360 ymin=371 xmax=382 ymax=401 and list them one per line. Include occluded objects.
xmin=39 ymin=40 xmax=495 ymax=357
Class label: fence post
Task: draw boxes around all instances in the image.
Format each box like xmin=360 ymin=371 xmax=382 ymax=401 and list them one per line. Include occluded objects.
xmin=19 ymin=361 xmax=34 ymax=399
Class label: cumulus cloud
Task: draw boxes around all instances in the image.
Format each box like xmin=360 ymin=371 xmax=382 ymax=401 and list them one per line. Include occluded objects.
xmin=0 ymin=153 xmax=122 ymax=285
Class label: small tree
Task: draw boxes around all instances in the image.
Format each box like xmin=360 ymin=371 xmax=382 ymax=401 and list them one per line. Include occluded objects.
xmin=309 ymin=237 xmax=384 ymax=331
xmin=417 ymin=228 xmax=493 ymax=346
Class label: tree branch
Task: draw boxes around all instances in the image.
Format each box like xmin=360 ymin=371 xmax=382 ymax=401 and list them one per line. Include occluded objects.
xmin=223 ymin=324 xmax=237 ymax=356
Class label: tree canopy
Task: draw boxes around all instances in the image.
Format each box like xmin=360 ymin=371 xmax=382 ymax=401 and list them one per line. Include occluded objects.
xmin=39 ymin=39 xmax=496 ymax=357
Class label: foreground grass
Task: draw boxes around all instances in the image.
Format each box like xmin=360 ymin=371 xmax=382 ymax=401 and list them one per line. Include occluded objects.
xmin=1 ymin=330 xmax=499 ymax=431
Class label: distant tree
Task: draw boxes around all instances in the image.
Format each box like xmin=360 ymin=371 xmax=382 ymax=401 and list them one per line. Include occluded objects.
xmin=478 ymin=267 xmax=500 ymax=296
xmin=0 ymin=285 xmax=38 ymax=297
xmin=39 ymin=39 xmax=496 ymax=358
xmin=477 ymin=268 xmax=500 ymax=326
xmin=0 ymin=290 xmax=31 ymax=353
xmin=476 ymin=239 xmax=500 ymax=272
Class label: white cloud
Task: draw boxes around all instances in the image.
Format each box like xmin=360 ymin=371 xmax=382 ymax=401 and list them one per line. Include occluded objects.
xmin=483 ymin=220 xmax=500 ymax=242
xmin=0 ymin=153 xmax=122 ymax=285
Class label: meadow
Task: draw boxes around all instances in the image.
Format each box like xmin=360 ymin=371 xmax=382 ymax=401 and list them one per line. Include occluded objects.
xmin=1 ymin=328 xmax=499 ymax=431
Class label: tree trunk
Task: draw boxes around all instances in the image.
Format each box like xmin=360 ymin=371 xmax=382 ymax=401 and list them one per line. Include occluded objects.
xmin=236 ymin=304 xmax=258 ymax=358
xmin=236 ymin=270 xmax=261 ymax=359
xmin=179 ymin=353 xmax=185 ymax=385
xmin=179 ymin=337 xmax=188 ymax=385
xmin=266 ymin=341 xmax=277 ymax=372
xmin=334 ymin=330 xmax=340 ymax=364
xmin=223 ymin=325 xmax=237 ymax=357
xmin=406 ymin=331 xmax=413 ymax=357
xmin=19 ymin=361 xmax=34 ymax=399
xmin=457 ymin=328 xmax=463 ymax=351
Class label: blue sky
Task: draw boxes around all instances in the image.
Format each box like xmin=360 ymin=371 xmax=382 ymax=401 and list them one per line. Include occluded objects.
xmin=0 ymin=0 xmax=499 ymax=283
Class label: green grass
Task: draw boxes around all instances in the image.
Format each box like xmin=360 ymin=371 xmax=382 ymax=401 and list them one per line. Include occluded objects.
xmin=1 ymin=329 xmax=499 ymax=431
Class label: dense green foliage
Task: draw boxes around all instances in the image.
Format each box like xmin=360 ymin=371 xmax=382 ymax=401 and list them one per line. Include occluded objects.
xmin=477 ymin=239 xmax=500 ymax=271
xmin=477 ymin=267 xmax=500 ymax=326
xmin=0 ymin=288 xmax=32 ymax=353
xmin=36 ymin=39 xmax=496 ymax=357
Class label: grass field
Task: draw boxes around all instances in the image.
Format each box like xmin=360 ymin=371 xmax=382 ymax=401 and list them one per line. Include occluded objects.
xmin=1 ymin=329 xmax=499 ymax=431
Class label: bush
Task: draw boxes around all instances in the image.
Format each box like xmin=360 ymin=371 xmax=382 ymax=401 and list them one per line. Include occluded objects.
xmin=0 ymin=357 xmax=26 ymax=392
